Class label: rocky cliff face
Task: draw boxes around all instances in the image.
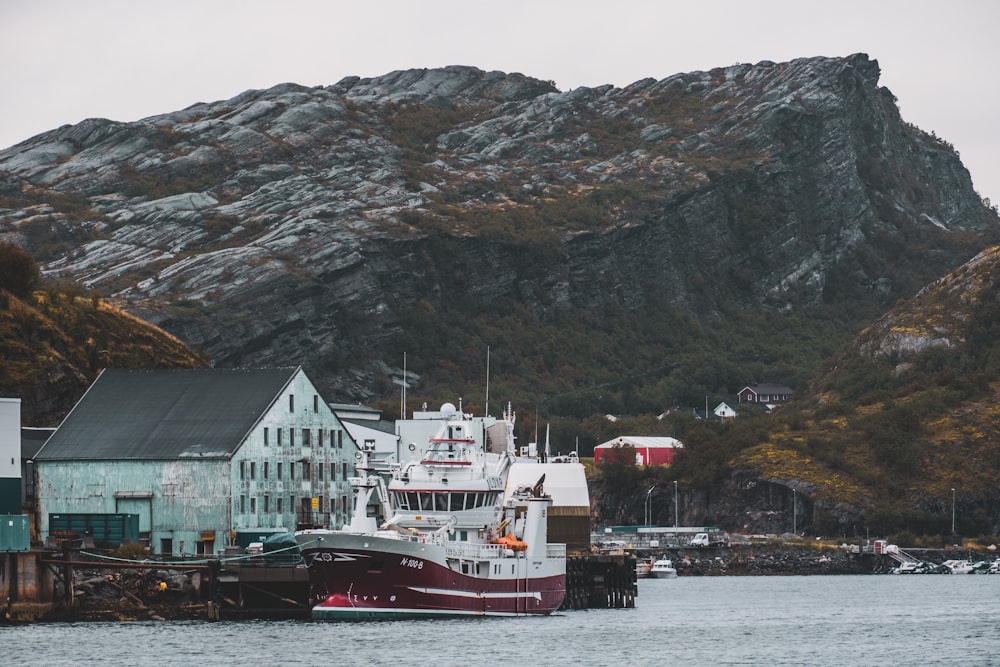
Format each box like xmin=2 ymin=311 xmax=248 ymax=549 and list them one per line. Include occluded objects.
xmin=853 ymin=244 xmax=1000 ymax=360
xmin=1 ymin=54 xmax=997 ymax=401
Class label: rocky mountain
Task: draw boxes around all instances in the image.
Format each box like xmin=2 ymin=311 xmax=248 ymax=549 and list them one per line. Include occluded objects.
xmin=1 ymin=53 xmax=998 ymax=414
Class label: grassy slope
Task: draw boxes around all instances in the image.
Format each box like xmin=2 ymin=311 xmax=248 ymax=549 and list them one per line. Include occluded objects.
xmin=0 ymin=288 xmax=208 ymax=425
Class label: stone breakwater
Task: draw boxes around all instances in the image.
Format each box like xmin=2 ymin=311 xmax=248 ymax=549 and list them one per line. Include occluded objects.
xmin=673 ymin=547 xmax=869 ymax=576
xmin=646 ymin=545 xmax=995 ymax=576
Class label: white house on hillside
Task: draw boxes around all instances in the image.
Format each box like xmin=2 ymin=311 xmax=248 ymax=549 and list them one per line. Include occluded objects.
xmin=714 ymin=402 xmax=737 ymax=420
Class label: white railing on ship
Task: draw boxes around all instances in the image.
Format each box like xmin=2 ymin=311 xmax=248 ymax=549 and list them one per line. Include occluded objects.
xmin=444 ymin=542 xmax=511 ymax=559
xmin=547 ymin=544 xmax=566 ymax=558
xmin=442 ymin=542 xmax=567 ymax=560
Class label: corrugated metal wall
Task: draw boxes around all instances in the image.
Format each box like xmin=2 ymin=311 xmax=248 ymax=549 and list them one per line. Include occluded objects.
xmin=37 ymin=458 xmax=230 ymax=552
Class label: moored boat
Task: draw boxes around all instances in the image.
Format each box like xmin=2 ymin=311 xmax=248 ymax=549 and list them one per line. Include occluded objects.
xmin=295 ymin=403 xmax=567 ymax=619
xmin=941 ymin=559 xmax=975 ymax=574
xmin=636 ymin=557 xmax=653 ymax=579
xmin=649 ymin=557 xmax=678 ymax=579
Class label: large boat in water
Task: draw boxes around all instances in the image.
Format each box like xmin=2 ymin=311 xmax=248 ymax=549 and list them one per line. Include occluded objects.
xmin=295 ymin=403 xmax=568 ymax=619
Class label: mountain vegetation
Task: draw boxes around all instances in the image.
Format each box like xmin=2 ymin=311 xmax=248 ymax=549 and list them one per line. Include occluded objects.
xmin=590 ymin=245 xmax=1000 ymax=539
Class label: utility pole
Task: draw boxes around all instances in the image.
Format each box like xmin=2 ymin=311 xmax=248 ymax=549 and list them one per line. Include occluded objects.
xmin=951 ymin=488 xmax=956 ymax=534
xmin=645 ymin=485 xmax=655 ymax=527
xmin=673 ymin=480 xmax=679 ymax=541
xmin=792 ymin=489 xmax=797 ymax=535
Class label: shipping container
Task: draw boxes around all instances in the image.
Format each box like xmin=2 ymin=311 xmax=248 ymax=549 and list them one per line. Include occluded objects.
xmin=0 ymin=514 xmax=30 ymax=551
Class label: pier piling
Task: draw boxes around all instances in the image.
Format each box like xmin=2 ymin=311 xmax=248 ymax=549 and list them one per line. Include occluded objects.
xmin=562 ymin=554 xmax=635 ymax=610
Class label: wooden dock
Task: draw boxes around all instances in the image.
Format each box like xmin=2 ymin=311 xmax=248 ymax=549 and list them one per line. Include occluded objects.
xmin=563 ymin=553 xmax=636 ymax=610
xmin=4 ymin=547 xmax=634 ymax=622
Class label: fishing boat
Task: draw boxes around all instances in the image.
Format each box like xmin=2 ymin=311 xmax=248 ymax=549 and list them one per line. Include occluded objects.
xmin=295 ymin=403 xmax=567 ymax=619
xmin=635 ymin=557 xmax=653 ymax=578
xmin=649 ymin=557 xmax=678 ymax=579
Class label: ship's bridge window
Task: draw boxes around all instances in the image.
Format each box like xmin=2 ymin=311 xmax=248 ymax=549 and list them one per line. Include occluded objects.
xmin=472 ymin=492 xmax=490 ymax=508
xmin=415 ymin=492 xmax=449 ymax=511
xmin=440 ymin=493 xmax=451 ymax=512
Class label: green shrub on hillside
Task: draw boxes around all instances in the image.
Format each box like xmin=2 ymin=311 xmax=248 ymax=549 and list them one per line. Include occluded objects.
xmin=0 ymin=242 xmax=39 ymax=299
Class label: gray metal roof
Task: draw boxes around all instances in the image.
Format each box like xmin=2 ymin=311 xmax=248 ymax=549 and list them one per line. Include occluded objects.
xmin=21 ymin=427 xmax=55 ymax=458
xmin=596 ymin=436 xmax=683 ymax=449
xmin=741 ymin=384 xmax=793 ymax=395
xmin=340 ymin=417 xmax=397 ymax=435
xmin=35 ymin=367 xmax=300 ymax=460
xmin=329 ymin=403 xmax=382 ymax=415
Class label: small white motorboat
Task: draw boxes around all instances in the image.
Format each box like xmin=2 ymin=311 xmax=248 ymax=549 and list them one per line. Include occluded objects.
xmin=942 ymin=559 xmax=975 ymax=574
xmin=636 ymin=558 xmax=653 ymax=579
xmin=649 ymin=558 xmax=678 ymax=579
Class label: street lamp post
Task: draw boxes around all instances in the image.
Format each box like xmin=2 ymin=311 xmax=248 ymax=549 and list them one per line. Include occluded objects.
xmin=645 ymin=485 xmax=655 ymax=527
xmin=951 ymin=488 xmax=956 ymax=534
xmin=673 ymin=481 xmax=679 ymax=542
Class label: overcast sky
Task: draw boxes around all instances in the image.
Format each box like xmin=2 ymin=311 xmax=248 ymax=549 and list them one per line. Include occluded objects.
xmin=3 ymin=0 xmax=998 ymax=205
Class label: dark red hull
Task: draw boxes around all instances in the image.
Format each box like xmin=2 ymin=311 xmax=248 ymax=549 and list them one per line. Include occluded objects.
xmin=300 ymin=540 xmax=566 ymax=619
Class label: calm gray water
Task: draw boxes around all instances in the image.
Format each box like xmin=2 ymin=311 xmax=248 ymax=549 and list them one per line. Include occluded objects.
xmin=3 ymin=575 xmax=999 ymax=666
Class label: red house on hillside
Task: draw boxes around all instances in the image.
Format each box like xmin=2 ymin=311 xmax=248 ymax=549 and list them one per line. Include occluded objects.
xmin=737 ymin=384 xmax=793 ymax=407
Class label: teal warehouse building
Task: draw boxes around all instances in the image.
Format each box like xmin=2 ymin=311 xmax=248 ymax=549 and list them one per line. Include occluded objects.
xmin=34 ymin=367 xmax=357 ymax=555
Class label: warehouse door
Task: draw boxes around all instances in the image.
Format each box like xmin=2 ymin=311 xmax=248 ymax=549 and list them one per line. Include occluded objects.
xmin=116 ymin=495 xmax=152 ymax=545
